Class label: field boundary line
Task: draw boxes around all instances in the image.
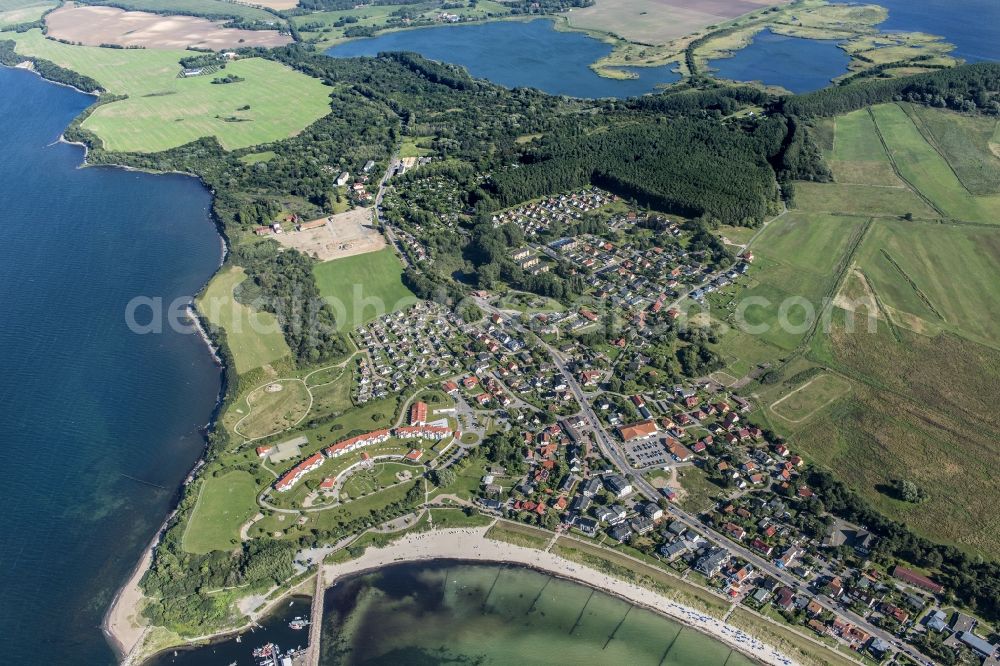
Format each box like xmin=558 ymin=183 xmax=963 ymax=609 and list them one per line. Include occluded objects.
xmin=867 ymin=106 xmax=947 ymax=218
xmin=899 ymin=102 xmax=980 ymax=198
xmin=877 ymin=249 xmax=946 ymax=322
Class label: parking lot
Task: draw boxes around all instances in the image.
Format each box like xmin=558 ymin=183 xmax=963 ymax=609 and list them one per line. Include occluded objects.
xmin=624 ymin=438 xmax=671 ymax=468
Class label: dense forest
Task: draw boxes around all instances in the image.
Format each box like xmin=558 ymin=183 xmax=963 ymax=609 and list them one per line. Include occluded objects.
xmin=481 ymin=117 xmax=788 ymax=226
xmin=232 ymin=242 xmax=350 ymax=364
xmin=778 ymin=61 xmax=1000 ymax=117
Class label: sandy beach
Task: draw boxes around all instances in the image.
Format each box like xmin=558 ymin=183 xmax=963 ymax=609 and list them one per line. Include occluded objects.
xmin=103 ymin=533 xmax=153 ymax=663
xmin=322 ymin=525 xmax=797 ymax=666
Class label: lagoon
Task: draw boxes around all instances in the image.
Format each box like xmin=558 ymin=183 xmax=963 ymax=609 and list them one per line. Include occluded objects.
xmin=0 ymin=66 xmax=222 ymax=664
xmin=326 ymin=19 xmax=680 ymax=98
xmin=706 ymin=29 xmax=852 ymax=94
xmin=320 ymin=560 xmax=758 ymax=666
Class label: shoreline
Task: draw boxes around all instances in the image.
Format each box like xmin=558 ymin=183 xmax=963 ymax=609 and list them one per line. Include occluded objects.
xmin=320 ymin=526 xmax=795 ymax=666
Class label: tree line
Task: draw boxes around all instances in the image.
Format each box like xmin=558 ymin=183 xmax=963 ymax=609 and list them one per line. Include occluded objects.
xmin=808 ymin=468 xmax=1000 ymax=621
xmin=777 ymin=62 xmax=1000 ymax=117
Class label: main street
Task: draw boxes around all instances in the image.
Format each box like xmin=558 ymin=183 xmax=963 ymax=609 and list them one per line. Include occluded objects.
xmin=472 ymin=295 xmax=932 ymax=666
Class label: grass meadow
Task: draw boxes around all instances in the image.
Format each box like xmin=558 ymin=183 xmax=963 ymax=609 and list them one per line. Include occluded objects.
xmin=905 ymin=103 xmax=1000 ymax=195
xmin=854 ymin=219 xmax=1000 ymax=348
xmin=769 ymin=372 xmax=852 ymax=423
xmin=197 ymin=266 xmax=291 ymax=374
xmin=5 ymin=30 xmax=331 ymax=152
xmin=827 ymin=108 xmax=901 ymax=186
xmin=714 ymin=102 xmax=1000 ymax=558
xmin=870 ymin=103 xmax=1000 ymax=223
xmin=183 ymin=471 xmax=259 ymax=553
xmin=313 ymin=248 xmax=416 ymax=331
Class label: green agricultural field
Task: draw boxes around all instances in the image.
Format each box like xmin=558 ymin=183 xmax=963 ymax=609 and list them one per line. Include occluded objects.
xmin=313 ymin=248 xmax=416 ymax=331
xmin=905 ymin=103 xmax=1000 ymax=195
xmin=5 ymin=30 xmax=331 ymax=152
xmin=293 ymin=0 xmax=510 ymax=46
xmin=0 ymin=0 xmax=53 ymax=27
xmin=827 ymin=108 xmax=901 ymax=186
xmin=82 ymin=0 xmax=278 ymax=22
xmin=793 ymin=182 xmax=937 ymax=218
xmin=183 ymin=471 xmax=259 ymax=554
xmin=853 ymin=219 xmax=1000 ymax=348
xmin=197 ymin=266 xmax=291 ymax=374
xmin=729 ymin=213 xmax=867 ymax=351
xmin=870 ymin=103 xmax=1000 ymax=223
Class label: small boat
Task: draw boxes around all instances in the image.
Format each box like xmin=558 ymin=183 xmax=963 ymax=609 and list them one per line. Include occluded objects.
xmin=252 ymin=642 xmax=281 ymax=666
xmin=289 ymin=616 xmax=310 ymax=630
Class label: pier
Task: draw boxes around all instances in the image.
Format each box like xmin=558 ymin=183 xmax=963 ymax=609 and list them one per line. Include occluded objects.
xmin=304 ymin=568 xmax=325 ymax=666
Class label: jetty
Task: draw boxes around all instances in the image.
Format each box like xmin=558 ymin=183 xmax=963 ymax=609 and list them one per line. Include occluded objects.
xmin=305 ymin=568 xmax=325 ymax=666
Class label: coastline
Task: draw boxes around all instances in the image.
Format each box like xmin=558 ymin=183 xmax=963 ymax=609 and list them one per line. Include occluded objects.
xmin=319 ymin=526 xmax=795 ymax=666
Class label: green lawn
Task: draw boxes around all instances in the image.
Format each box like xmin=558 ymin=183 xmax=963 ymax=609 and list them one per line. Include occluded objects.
xmin=183 ymin=471 xmax=260 ymax=554
xmin=313 ymin=248 xmax=416 ymax=331
xmin=429 ymin=507 xmax=493 ymax=528
xmin=871 ymin=103 xmax=1000 ymax=224
xmin=6 ymin=30 xmax=331 ymax=152
xmin=239 ymin=150 xmax=276 ymax=165
xmin=399 ymin=136 xmax=434 ymax=158
xmin=235 ymin=380 xmax=311 ymax=439
xmin=485 ymin=521 xmax=551 ymax=550
xmin=197 ymin=266 xmax=291 ymax=374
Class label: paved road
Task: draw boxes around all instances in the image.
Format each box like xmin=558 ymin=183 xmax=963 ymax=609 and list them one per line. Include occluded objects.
xmin=473 ymin=297 xmax=931 ymax=666
xmin=373 ymin=153 xmax=411 ymax=267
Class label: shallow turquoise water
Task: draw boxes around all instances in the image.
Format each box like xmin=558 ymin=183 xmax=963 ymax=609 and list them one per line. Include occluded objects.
xmin=320 ymin=561 xmax=758 ymax=666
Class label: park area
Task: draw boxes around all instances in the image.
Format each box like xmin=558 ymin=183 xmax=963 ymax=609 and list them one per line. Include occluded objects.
xmin=1 ymin=29 xmax=331 ymax=152
xmin=313 ymin=247 xmax=416 ymax=331
xmin=182 ymin=471 xmax=259 ymax=553
xmin=197 ymin=266 xmax=290 ymax=374
xmin=233 ymin=380 xmax=311 ymax=440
